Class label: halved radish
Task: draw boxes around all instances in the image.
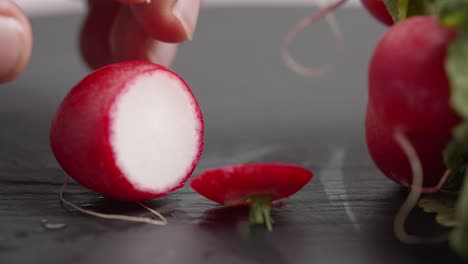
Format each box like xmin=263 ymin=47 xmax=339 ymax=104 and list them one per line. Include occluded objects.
xmin=190 ymin=163 xmax=313 ymax=230
xmin=50 ymin=60 xmax=204 ymax=202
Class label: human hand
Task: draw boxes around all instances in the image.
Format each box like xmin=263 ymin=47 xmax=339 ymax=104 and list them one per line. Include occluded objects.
xmin=0 ymin=0 xmax=32 ymax=84
xmin=0 ymin=0 xmax=200 ymax=84
xmin=80 ymin=0 xmax=201 ymax=69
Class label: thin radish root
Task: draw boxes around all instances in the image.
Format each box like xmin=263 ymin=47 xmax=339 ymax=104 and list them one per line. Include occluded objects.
xmin=59 ymin=177 xmax=167 ymax=225
xmin=393 ymin=130 xmax=449 ymax=244
xmin=408 ymin=170 xmax=451 ymax=194
xmin=280 ymin=0 xmax=348 ymax=77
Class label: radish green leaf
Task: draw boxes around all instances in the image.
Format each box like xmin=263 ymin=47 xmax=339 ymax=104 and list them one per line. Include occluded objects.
xmin=418 ymin=192 xmax=459 ymax=227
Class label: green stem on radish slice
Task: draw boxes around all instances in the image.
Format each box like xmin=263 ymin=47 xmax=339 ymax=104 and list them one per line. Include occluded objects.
xmin=248 ymin=197 xmax=273 ymax=231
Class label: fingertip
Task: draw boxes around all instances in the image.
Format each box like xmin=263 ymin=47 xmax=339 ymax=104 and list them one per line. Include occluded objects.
xmin=110 ymin=6 xmax=178 ymax=66
xmin=172 ymin=0 xmax=200 ymax=41
xmin=131 ymin=0 xmax=201 ymax=43
xmin=0 ymin=0 xmax=32 ymax=84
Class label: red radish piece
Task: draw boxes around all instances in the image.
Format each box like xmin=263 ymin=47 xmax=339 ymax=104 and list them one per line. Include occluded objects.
xmin=51 ymin=60 xmax=204 ymax=202
xmin=361 ymin=0 xmax=394 ymax=26
xmin=365 ymin=16 xmax=461 ymax=190
xmin=190 ymin=163 xmax=313 ymax=231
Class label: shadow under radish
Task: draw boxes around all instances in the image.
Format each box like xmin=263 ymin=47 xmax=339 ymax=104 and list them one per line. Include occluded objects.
xmin=196 ymin=205 xmax=290 ymax=264
xmin=363 ymin=186 xmax=465 ymax=264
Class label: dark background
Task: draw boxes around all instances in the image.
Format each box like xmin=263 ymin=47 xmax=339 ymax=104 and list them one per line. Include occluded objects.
xmin=0 ymin=7 xmax=464 ymax=264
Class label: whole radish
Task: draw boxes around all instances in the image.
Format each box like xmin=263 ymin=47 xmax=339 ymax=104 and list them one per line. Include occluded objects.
xmin=361 ymin=0 xmax=394 ymax=26
xmin=50 ymin=60 xmax=204 ymax=202
xmin=365 ymin=16 xmax=461 ymax=189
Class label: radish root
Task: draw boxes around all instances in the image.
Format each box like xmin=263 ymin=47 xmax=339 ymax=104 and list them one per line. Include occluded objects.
xmin=393 ymin=130 xmax=449 ymax=244
xmin=59 ymin=177 xmax=167 ymax=226
xmin=280 ymin=0 xmax=347 ymax=77
xmin=407 ymin=170 xmax=451 ymax=194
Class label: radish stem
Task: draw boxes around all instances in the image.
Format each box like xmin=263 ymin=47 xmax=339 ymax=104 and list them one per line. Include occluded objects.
xmin=59 ymin=177 xmax=167 ymax=225
xmin=248 ymin=197 xmax=273 ymax=231
xmin=393 ymin=130 xmax=449 ymax=244
xmin=398 ymin=0 xmax=409 ymax=20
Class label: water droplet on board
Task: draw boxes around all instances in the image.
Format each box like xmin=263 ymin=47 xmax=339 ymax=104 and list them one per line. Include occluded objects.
xmin=41 ymin=220 xmax=67 ymax=230
xmin=44 ymin=223 xmax=67 ymax=230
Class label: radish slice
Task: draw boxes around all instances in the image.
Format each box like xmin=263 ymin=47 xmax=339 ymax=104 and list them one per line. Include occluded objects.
xmin=190 ymin=163 xmax=314 ymax=230
xmin=50 ymin=60 xmax=204 ymax=202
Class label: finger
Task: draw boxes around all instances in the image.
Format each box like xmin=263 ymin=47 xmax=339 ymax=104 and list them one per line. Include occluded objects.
xmin=130 ymin=0 xmax=201 ymax=43
xmin=110 ymin=6 xmax=178 ymax=66
xmin=0 ymin=0 xmax=32 ymax=84
xmin=115 ymin=0 xmax=147 ymax=3
xmin=79 ymin=0 xmax=120 ymax=69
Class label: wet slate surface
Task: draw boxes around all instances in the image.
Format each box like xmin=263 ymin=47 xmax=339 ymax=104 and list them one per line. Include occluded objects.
xmin=0 ymin=7 xmax=465 ymax=264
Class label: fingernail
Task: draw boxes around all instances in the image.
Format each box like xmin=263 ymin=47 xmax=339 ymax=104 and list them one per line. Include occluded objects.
xmin=172 ymin=0 xmax=200 ymax=40
xmin=0 ymin=16 xmax=25 ymax=82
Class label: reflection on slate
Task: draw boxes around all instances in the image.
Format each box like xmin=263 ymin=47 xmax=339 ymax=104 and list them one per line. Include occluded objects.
xmin=0 ymin=7 xmax=466 ymax=264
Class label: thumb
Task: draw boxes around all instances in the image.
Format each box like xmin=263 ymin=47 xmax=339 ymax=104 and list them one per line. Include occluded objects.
xmin=0 ymin=0 xmax=32 ymax=84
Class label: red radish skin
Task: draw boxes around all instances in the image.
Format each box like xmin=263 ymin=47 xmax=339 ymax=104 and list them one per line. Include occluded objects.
xmin=368 ymin=16 xmax=459 ymax=132
xmin=191 ymin=163 xmax=313 ymax=230
xmin=366 ymin=16 xmax=461 ymax=189
xmin=190 ymin=163 xmax=313 ymax=206
xmin=361 ymin=0 xmax=394 ymax=26
xmin=50 ymin=60 xmax=204 ymax=202
xmin=366 ymin=104 xmax=453 ymax=188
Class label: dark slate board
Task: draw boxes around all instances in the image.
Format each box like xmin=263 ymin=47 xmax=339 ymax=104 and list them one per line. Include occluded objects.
xmin=0 ymin=7 xmax=465 ymax=264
